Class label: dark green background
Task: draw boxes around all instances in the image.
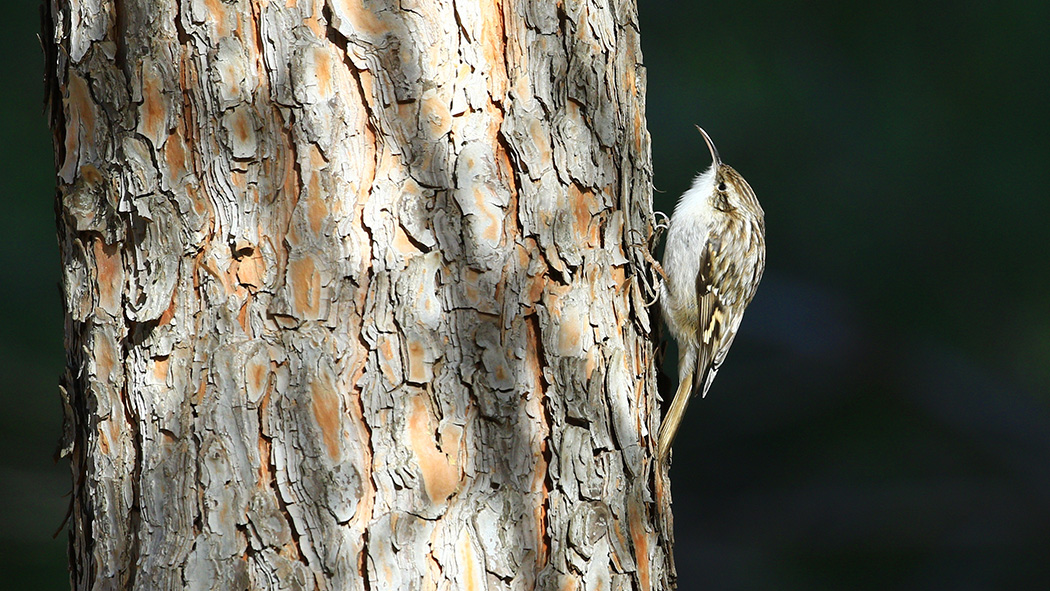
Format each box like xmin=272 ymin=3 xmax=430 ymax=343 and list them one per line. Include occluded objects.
xmin=3 ymin=1 xmax=1047 ymax=589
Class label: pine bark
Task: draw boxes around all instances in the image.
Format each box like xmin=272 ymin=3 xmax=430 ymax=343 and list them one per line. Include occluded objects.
xmin=46 ymin=0 xmax=672 ymax=589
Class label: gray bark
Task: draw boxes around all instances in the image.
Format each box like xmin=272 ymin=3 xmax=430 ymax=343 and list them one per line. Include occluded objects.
xmin=46 ymin=0 xmax=674 ymax=588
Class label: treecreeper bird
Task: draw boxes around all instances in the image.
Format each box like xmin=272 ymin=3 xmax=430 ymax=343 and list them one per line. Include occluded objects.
xmin=657 ymin=126 xmax=766 ymax=462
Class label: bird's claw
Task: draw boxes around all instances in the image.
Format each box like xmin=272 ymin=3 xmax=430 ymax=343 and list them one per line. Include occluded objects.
xmin=652 ymin=210 xmax=670 ymax=240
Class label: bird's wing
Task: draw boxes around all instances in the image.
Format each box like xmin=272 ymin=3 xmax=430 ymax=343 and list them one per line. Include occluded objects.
xmin=693 ymin=238 xmax=728 ymax=399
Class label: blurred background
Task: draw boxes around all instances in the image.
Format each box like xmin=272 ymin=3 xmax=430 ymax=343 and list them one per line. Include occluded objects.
xmin=2 ymin=1 xmax=1047 ymax=589
xmin=1 ymin=2 xmax=70 ymax=590
xmin=641 ymin=1 xmax=1050 ymax=589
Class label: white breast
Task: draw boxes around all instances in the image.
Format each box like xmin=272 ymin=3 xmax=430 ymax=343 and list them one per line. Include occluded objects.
xmin=661 ymin=167 xmax=718 ymax=313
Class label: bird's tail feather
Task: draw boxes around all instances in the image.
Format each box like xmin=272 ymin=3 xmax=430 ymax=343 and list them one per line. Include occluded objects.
xmin=657 ymin=371 xmax=693 ymax=462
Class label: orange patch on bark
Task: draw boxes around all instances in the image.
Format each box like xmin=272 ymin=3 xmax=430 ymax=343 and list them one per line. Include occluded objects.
xmin=313 ymin=48 xmax=333 ymax=98
xmin=529 ymin=118 xmax=553 ymax=168
xmin=421 ymin=90 xmax=452 ymax=138
xmin=94 ymin=330 xmax=117 ymax=383
xmin=395 ymin=101 xmax=415 ymax=127
xmin=231 ymin=170 xmax=248 ymax=189
xmin=140 ymin=66 xmax=168 ymax=145
xmin=306 ymin=143 xmax=325 ymax=169
xmin=356 ymin=69 xmax=377 ymax=109
xmin=407 ymin=394 xmax=459 ymax=503
xmin=534 ymin=500 xmax=549 ymax=570
xmin=205 ymin=0 xmax=231 ymax=37
xmin=243 ymin=3 xmax=265 ymax=64
xmin=423 ymin=552 xmax=442 ymax=591
xmin=163 ymin=133 xmax=187 ymax=183
xmin=474 ymin=187 xmax=502 ymax=244
xmin=80 ymin=164 xmax=102 ymax=184
xmin=459 ymin=267 xmax=484 ymax=307
xmin=455 ymin=525 xmax=484 ymax=591
xmin=634 ymin=110 xmax=644 ymax=153
xmin=288 ymin=255 xmax=321 ymax=318
xmin=280 ymin=140 xmax=301 ymax=203
xmin=392 ymin=224 xmax=421 ymax=256
xmin=197 ymin=253 xmax=232 ymax=294
xmin=610 ymin=264 xmax=626 ymax=290
xmin=330 ymin=0 xmax=390 ymax=37
xmin=405 ymin=337 xmax=429 ymax=383
xmin=257 ymin=434 xmax=272 ymax=484
xmin=232 ymin=109 xmax=252 ymax=145
xmin=516 ymin=242 xmax=531 ymax=269
xmin=186 ymin=185 xmax=209 ymax=219
xmin=98 ymin=423 xmax=110 ymax=455
xmin=439 ymin=424 xmax=462 ymax=461
xmin=478 ymin=0 xmax=509 ymax=98
xmin=196 ymin=368 xmax=208 ymax=405
xmin=304 ymin=146 xmax=329 ymax=236
xmin=246 ymin=354 xmax=268 ymax=401
xmin=153 ymin=356 xmax=170 ymax=382
xmin=628 ymin=501 xmax=651 ymax=591
xmin=310 ymin=374 xmax=342 ymax=461
xmin=92 ymin=239 xmax=123 ymax=316
xmin=302 ymin=13 xmax=324 ymax=38
xmin=157 ymin=296 xmax=177 ymax=326
xmin=528 ymin=277 xmax=547 ymax=308
xmin=584 ymin=349 xmax=597 ymax=381
xmin=235 ymin=248 xmax=265 ymax=290
xmin=590 ymin=214 xmax=602 ymax=247
xmin=237 ymin=298 xmax=250 ymax=332
xmin=569 ymin=185 xmax=598 ymax=247
xmin=376 ymin=335 xmax=401 ymax=386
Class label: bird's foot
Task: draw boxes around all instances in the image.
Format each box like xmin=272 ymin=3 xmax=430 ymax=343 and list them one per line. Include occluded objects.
xmin=626 ymin=228 xmax=666 ymax=307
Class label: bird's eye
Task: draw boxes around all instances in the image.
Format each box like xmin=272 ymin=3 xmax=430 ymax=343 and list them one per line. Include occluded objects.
xmin=718 ymin=182 xmax=727 ymax=191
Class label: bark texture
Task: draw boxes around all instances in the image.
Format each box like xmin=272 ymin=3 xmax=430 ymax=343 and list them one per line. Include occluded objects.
xmin=46 ymin=0 xmax=671 ymax=589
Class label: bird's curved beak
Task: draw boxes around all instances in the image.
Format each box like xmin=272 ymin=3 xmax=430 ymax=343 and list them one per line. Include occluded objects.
xmin=695 ymin=125 xmax=721 ymax=168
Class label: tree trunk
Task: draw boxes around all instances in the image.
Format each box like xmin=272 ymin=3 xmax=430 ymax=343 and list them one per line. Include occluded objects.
xmin=45 ymin=0 xmax=672 ymax=588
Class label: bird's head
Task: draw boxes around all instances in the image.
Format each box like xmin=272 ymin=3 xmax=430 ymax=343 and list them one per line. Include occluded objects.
xmin=695 ymin=125 xmax=760 ymax=216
